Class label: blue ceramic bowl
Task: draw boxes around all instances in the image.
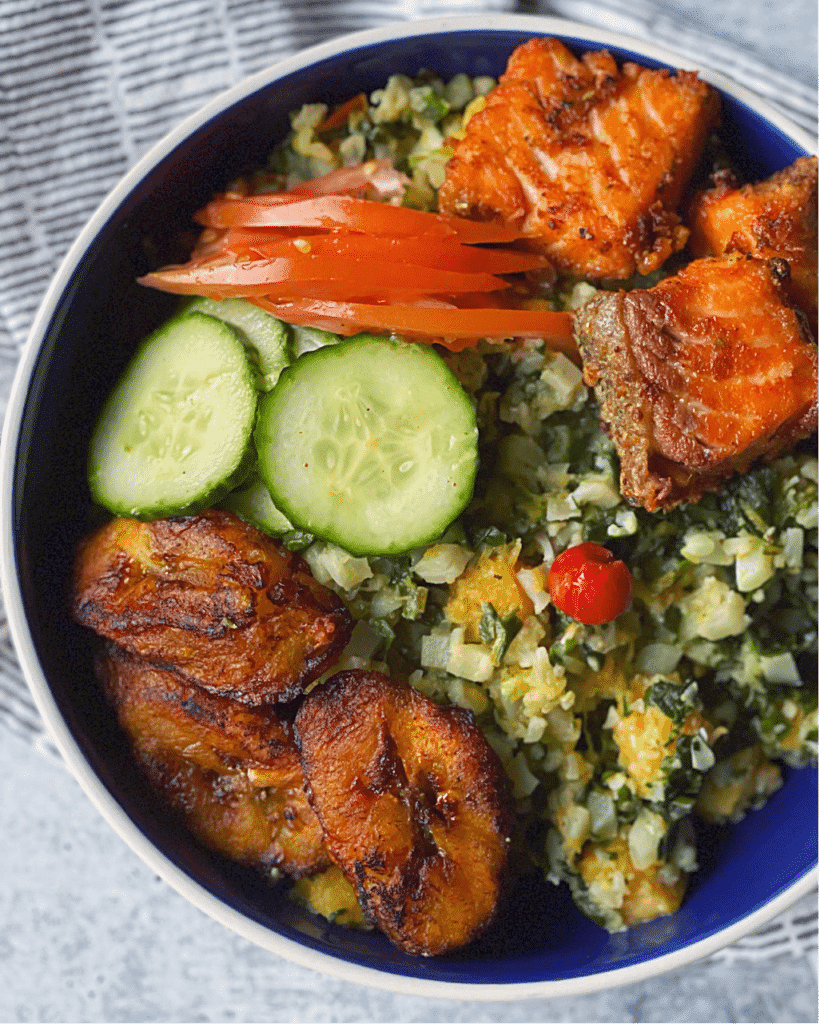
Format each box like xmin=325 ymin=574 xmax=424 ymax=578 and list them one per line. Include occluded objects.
xmin=1 ymin=15 xmax=816 ymax=999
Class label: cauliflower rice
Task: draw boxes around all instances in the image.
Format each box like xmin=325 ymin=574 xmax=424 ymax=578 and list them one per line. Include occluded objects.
xmin=249 ymin=70 xmax=818 ymax=932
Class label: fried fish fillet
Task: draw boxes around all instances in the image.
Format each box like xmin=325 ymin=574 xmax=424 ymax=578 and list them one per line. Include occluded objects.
xmin=574 ymin=253 xmax=818 ymax=511
xmin=438 ymin=36 xmax=720 ymax=280
xmin=295 ymin=669 xmax=513 ymax=956
xmin=98 ymin=645 xmax=328 ymax=875
xmin=73 ymin=510 xmax=353 ymax=705
xmin=686 ymin=156 xmax=818 ymax=330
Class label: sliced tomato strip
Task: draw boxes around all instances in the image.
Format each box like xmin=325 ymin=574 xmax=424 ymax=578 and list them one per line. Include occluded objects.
xmin=284 ymin=158 xmax=409 ymax=200
xmin=316 ymin=92 xmax=369 ymax=133
xmin=250 ymin=296 xmax=576 ymax=355
xmin=138 ymin=254 xmax=505 ymax=300
xmin=190 ymin=225 xmax=321 ymax=259
xmin=195 ymin=194 xmax=522 ymax=243
xmin=142 ymin=165 xmax=570 ymax=352
xmin=193 ymin=229 xmax=550 ymax=275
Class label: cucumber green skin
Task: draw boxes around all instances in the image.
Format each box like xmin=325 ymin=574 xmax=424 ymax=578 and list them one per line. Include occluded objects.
xmin=255 ymin=333 xmax=479 ymax=556
xmin=184 ymin=296 xmax=292 ymax=390
xmin=88 ymin=312 xmax=257 ymax=520
xmin=290 ymin=324 xmax=340 ymax=357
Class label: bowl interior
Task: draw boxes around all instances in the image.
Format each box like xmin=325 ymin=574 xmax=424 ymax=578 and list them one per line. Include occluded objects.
xmin=7 ymin=22 xmax=817 ymax=990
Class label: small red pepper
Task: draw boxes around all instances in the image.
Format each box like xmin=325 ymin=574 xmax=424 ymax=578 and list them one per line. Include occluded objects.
xmin=548 ymin=542 xmax=634 ymax=625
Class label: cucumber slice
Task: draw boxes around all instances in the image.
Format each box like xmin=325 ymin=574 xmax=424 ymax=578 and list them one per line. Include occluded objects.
xmin=221 ymin=475 xmax=293 ymax=536
xmin=88 ymin=312 xmax=257 ymax=518
xmin=255 ymin=333 xmax=479 ymax=556
xmin=186 ymin=296 xmax=291 ymax=390
xmin=291 ymin=324 xmax=340 ymax=358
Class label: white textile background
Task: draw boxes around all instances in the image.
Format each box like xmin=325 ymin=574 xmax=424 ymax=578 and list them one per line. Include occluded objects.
xmin=0 ymin=0 xmax=816 ymax=969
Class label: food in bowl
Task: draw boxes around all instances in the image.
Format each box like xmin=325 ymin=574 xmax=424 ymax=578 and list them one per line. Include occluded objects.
xmin=69 ymin=35 xmax=818 ymax=955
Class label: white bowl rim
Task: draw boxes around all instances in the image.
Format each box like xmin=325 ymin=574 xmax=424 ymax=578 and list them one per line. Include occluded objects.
xmin=1 ymin=12 xmax=817 ymax=1001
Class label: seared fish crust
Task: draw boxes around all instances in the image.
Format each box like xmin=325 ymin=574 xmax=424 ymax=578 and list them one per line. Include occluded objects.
xmin=439 ymin=36 xmax=720 ymax=280
xmin=296 ymin=669 xmax=513 ymax=957
xmin=98 ymin=646 xmax=328 ymax=876
xmin=73 ymin=510 xmax=353 ymax=705
xmin=574 ymin=253 xmax=818 ymax=511
xmin=686 ymin=155 xmax=818 ymax=331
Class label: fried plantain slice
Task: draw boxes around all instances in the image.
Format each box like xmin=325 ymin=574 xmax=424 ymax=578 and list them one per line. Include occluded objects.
xmin=73 ymin=509 xmax=353 ymax=704
xmin=295 ymin=669 xmax=513 ymax=956
xmin=98 ymin=645 xmax=328 ymax=876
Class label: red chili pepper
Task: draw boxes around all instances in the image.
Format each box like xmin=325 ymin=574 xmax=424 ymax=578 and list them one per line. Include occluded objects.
xmin=547 ymin=542 xmax=634 ymax=625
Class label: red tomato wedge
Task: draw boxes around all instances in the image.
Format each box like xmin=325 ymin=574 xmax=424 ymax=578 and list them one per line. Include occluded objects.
xmin=192 ymin=230 xmax=551 ymax=275
xmin=138 ymin=255 xmax=505 ymax=300
xmin=195 ymin=194 xmax=522 ymax=243
xmin=250 ymin=296 xmax=576 ymax=355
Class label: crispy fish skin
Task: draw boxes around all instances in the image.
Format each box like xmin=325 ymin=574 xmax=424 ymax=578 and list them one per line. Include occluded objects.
xmin=98 ymin=646 xmax=328 ymax=876
xmin=686 ymin=156 xmax=818 ymax=330
xmin=73 ymin=510 xmax=353 ymax=705
xmin=295 ymin=669 xmax=513 ymax=957
xmin=574 ymin=253 xmax=818 ymax=511
xmin=438 ymin=36 xmax=720 ymax=280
